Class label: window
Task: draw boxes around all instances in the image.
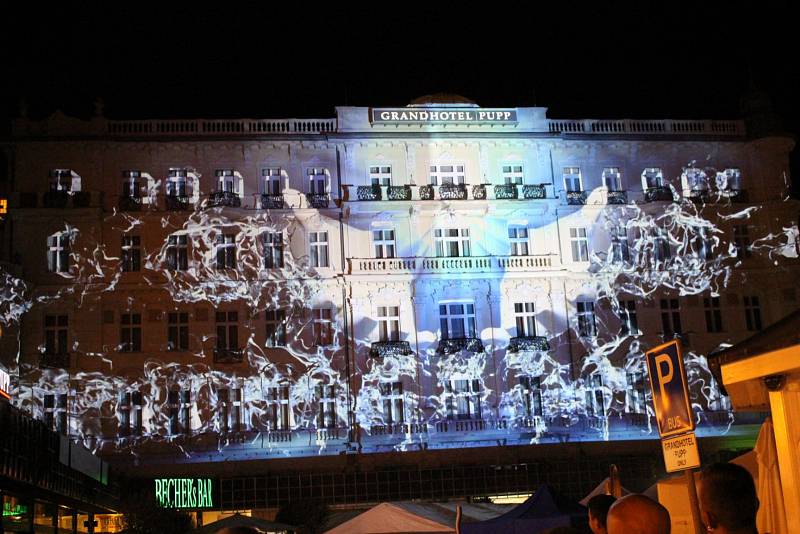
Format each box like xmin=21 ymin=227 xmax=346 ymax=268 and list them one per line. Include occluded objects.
xmin=602 ymin=167 xmax=622 ymax=191
xmin=719 ymin=168 xmax=742 ymax=191
xmin=316 ymin=384 xmax=337 ymax=429
xmin=626 ymin=372 xmax=647 ymax=414
xmin=377 ymin=306 xmax=400 ymax=342
xmin=217 ymin=388 xmax=232 ymax=433
xmin=118 ymin=391 xmax=143 ymax=436
xmin=166 ymin=234 xmax=188 ymax=270
xmin=373 ymin=229 xmax=396 ymax=259
xmin=611 ymin=226 xmax=630 ymax=263
xmin=166 ymin=168 xmax=188 ymax=197
xmin=439 ymin=303 xmax=477 ymax=340
xmin=312 ymin=308 xmax=333 ymax=346
xmin=262 ymin=232 xmax=284 ymax=269
xmin=563 ymin=167 xmax=582 ymax=192
xmin=380 ymin=382 xmax=404 ymax=425
xmin=215 ymin=169 xmax=237 ymax=193
xmin=743 ymin=296 xmax=762 ymax=331
xmin=508 ymin=226 xmax=529 ymax=256
xmin=43 ymin=393 xmax=68 ymax=434
xmin=704 ymin=296 xmax=723 ymax=333
xmin=619 ymin=300 xmax=639 ymax=336
xmin=215 ymin=234 xmax=236 ymax=269
xmin=434 ymin=228 xmax=470 ymax=257
xmin=642 ymin=167 xmax=664 ymax=189
xmin=576 ymin=301 xmax=597 ymax=337
xmin=733 ymin=225 xmax=751 ymax=259
xmin=265 ymin=309 xmax=287 ymax=347
xmin=167 ymin=312 xmax=189 ymax=351
xmin=44 ymin=315 xmax=68 ymax=355
xmin=168 ymin=389 xmax=192 ymax=435
xmin=309 ymin=231 xmax=329 ymax=268
xmin=120 ymin=313 xmax=142 ymax=352
xmin=216 ymin=311 xmax=239 ymax=350
xmin=307 ymin=167 xmax=328 ymax=194
xmin=519 ymin=376 xmax=543 ymax=418
xmin=684 ymin=167 xmax=708 ymax=192
xmin=121 ymin=235 xmax=141 ymax=272
xmin=514 ymin=302 xmax=537 ymax=337
xmin=429 ymin=164 xmax=465 ymax=185
xmin=584 ymin=374 xmax=605 ymax=417
xmin=502 ymin=164 xmax=524 ymax=185
xmin=262 ymin=168 xmax=283 ymax=195
xmin=694 ymin=228 xmax=715 ymax=260
xmin=122 ymin=170 xmax=141 ymax=198
xmin=570 ymin=227 xmax=589 ymax=262
xmin=654 ymin=231 xmax=672 ymax=263
xmin=660 ymin=298 xmax=682 ymax=336
xmin=49 ymin=169 xmax=73 ymax=192
xmin=266 ymin=385 xmax=290 ymax=431
xmin=47 ymin=232 xmax=70 ymax=273
xmin=446 ymin=379 xmax=482 ymax=420
xmin=369 ymin=165 xmax=392 ymax=186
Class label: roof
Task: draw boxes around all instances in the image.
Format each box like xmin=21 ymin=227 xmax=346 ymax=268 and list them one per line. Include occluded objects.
xmin=407 ymin=94 xmax=478 ymax=107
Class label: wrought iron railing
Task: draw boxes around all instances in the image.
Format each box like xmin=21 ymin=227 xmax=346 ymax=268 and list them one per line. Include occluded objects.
xmin=507 ymin=336 xmax=550 ymax=353
xmin=439 ymin=183 xmax=468 ymax=200
xmin=43 ymin=190 xmax=69 ymax=208
xmin=260 ymin=194 xmax=285 ymax=209
xmin=721 ymin=189 xmax=748 ymax=203
xmin=387 ymin=185 xmax=412 ymax=200
xmin=306 ymin=193 xmax=330 ymax=208
xmin=566 ymin=190 xmax=587 ymax=205
xmin=472 ymin=184 xmax=487 ymax=200
xmin=72 ymin=191 xmax=91 ymax=207
xmin=165 ymin=194 xmax=190 ymax=211
xmin=686 ymin=189 xmax=710 ymax=203
xmin=207 ymin=191 xmax=241 ymax=208
xmin=522 ymin=184 xmax=546 ymax=199
xmin=607 ymin=190 xmax=627 ymax=205
xmin=213 ymin=348 xmax=244 ymax=364
xmin=118 ymin=195 xmax=142 ymax=211
xmin=435 ymin=337 xmax=484 ymax=355
xmin=357 ymin=185 xmax=382 ymax=201
xmin=494 ymin=184 xmax=519 ymax=199
xmin=419 ymin=185 xmax=434 ymax=200
xmin=644 ymin=186 xmax=674 ymax=202
xmin=369 ymin=340 xmax=413 ymax=359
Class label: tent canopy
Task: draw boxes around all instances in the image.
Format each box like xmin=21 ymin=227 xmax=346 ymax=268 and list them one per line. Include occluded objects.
xmin=579 ymin=477 xmax=631 ymax=506
xmin=324 ymin=502 xmax=453 ymax=534
xmin=194 ymin=512 xmax=295 ymax=533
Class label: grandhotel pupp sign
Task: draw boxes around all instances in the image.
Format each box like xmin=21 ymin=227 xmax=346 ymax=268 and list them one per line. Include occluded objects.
xmin=371 ymin=108 xmax=517 ymax=125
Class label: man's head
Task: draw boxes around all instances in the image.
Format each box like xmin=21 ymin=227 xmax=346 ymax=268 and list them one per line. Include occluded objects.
xmin=698 ymin=463 xmax=759 ymax=533
xmin=606 ymin=494 xmax=670 ymax=534
xmin=587 ymin=494 xmax=616 ymax=534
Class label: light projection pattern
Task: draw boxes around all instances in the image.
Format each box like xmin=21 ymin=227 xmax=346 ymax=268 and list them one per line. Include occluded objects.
xmin=1 ymin=164 xmax=798 ymax=458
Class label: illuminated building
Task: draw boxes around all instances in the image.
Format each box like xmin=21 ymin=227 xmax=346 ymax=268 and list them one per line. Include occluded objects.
xmin=0 ymin=94 xmax=797 ymax=471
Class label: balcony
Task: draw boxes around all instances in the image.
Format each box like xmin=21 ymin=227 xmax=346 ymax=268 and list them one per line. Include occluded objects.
xmin=436 ymin=337 xmax=484 ymax=356
xmin=305 ymin=193 xmax=330 ymax=208
xmin=606 ymin=190 xmax=628 ymax=205
xmin=40 ymin=352 xmax=70 ymax=369
xmin=507 ymin=336 xmax=550 ymax=353
xmin=419 ymin=185 xmax=434 ymax=200
xmin=213 ymin=348 xmax=244 ymax=364
xmin=43 ymin=190 xmax=69 ymax=208
xmin=387 ymin=185 xmax=412 ymax=200
xmin=438 ymin=183 xmax=468 ymax=201
xmin=435 ymin=419 xmax=507 ymax=432
xmin=720 ymin=189 xmax=748 ymax=203
xmin=260 ymin=194 xmax=285 ymax=209
xmin=369 ymin=340 xmax=413 ymax=359
xmin=686 ymin=189 xmax=710 ymax=203
xmin=565 ymin=190 xmax=587 ymax=205
xmin=494 ymin=184 xmax=519 ymax=200
xmin=349 ymin=254 xmax=556 ymax=276
xmin=357 ymin=185 xmax=382 ymax=201
xmin=165 ymin=194 xmax=190 ymax=211
xmin=522 ymin=184 xmax=547 ymax=199
xmin=118 ymin=195 xmax=143 ymax=211
xmin=471 ymin=184 xmax=487 ymax=200
xmin=644 ymin=186 xmax=674 ymax=203
xmin=207 ymin=190 xmax=241 ymax=208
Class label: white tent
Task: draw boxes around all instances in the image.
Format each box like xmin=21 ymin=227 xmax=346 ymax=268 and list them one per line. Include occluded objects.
xmin=579 ymin=477 xmax=631 ymax=506
xmin=324 ymin=502 xmax=453 ymax=534
xmin=755 ymin=418 xmax=788 ymax=534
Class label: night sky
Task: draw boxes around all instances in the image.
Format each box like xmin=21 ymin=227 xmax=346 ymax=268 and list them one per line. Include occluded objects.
xmin=3 ymin=5 xmax=797 ymax=185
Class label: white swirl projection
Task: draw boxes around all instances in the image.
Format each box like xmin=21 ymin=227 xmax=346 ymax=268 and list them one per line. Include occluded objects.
xmin=1 ymin=164 xmax=797 ymax=459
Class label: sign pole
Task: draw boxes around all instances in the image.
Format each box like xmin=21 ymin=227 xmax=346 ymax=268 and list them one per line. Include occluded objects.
xmin=684 ymin=469 xmax=703 ymax=534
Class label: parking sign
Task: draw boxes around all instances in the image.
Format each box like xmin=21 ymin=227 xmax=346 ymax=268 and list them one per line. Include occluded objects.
xmin=645 ymin=339 xmax=694 ymax=438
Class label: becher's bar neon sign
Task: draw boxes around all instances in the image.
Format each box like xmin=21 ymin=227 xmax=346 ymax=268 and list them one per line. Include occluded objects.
xmin=154 ymin=477 xmax=215 ymax=509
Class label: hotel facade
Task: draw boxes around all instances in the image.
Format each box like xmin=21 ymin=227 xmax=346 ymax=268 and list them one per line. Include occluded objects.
xmin=0 ymin=96 xmax=797 ymax=463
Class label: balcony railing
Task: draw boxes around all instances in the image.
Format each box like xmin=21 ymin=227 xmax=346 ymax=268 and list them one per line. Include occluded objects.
xmin=165 ymin=194 xmax=190 ymax=211
xmin=721 ymin=189 xmax=748 ymax=203
xmin=118 ymin=195 xmax=143 ymax=211
xmin=260 ymin=194 xmax=285 ymax=209
xmin=436 ymin=337 xmax=484 ymax=355
xmin=494 ymin=184 xmax=519 ymax=199
xmin=370 ymin=422 xmax=428 ymax=436
xmin=369 ymin=340 xmax=413 ymax=359
xmin=357 ymin=185 xmax=382 ymax=201
xmin=566 ymin=190 xmax=587 ymax=205
xmin=207 ymin=190 xmax=241 ymax=208
xmin=305 ymin=193 xmax=330 ymax=208
xmin=419 ymin=185 xmax=434 ymax=200
xmin=644 ymin=186 xmax=674 ymax=203
xmin=439 ymin=183 xmax=468 ymax=200
xmin=507 ymin=336 xmax=550 ymax=353
xmin=522 ymin=184 xmax=547 ymax=199
xmin=387 ymin=185 xmax=412 ymax=200
xmin=434 ymin=419 xmax=507 ymax=432
xmin=349 ymin=254 xmax=556 ymax=275
xmin=472 ymin=184 xmax=487 ymax=200
xmin=686 ymin=189 xmax=710 ymax=203
xmin=40 ymin=352 xmax=70 ymax=369
xmin=213 ymin=348 xmax=244 ymax=364
xmin=606 ymin=190 xmax=628 ymax=205
xmin=43 ymin=190 xmax=69 ymax=208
